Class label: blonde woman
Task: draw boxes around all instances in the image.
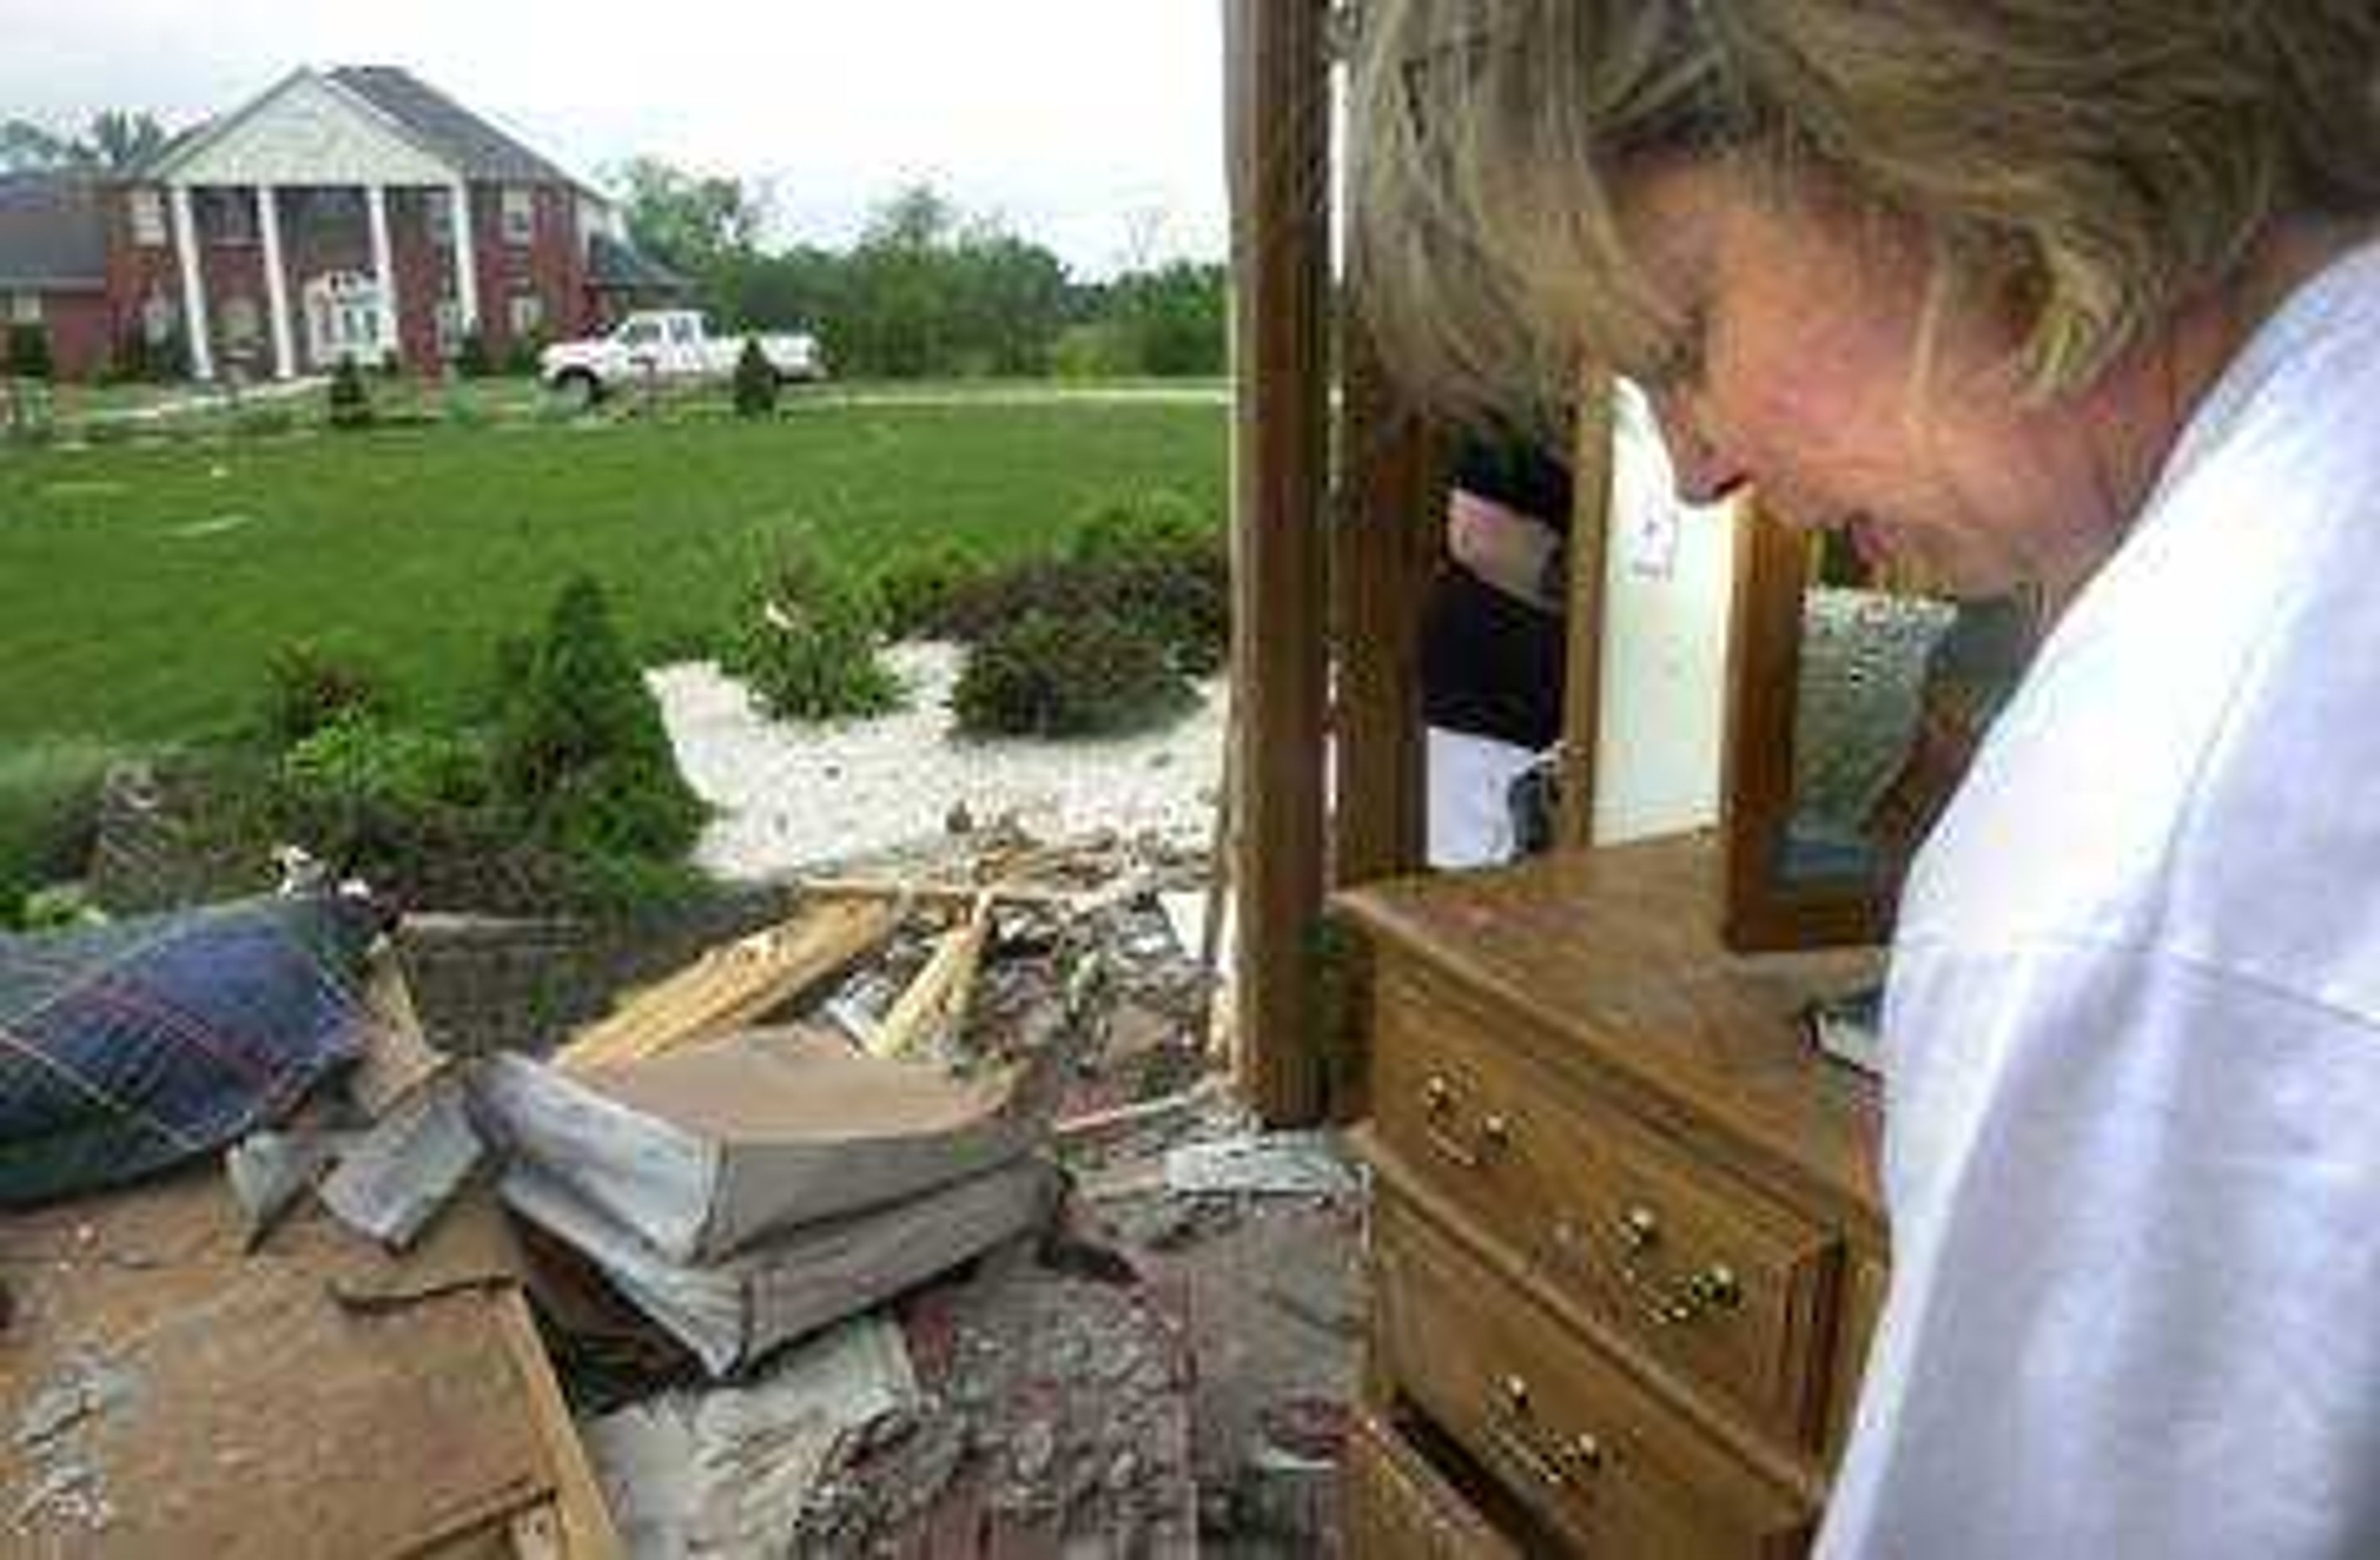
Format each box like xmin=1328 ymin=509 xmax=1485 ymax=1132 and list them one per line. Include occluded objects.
xmin=1354 ymin=4 xmax=2380 ymax=1556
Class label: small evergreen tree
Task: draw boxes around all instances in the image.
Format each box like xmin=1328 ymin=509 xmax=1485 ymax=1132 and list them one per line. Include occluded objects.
xmin=4 ymin=323 xmax=54 ymax=382
xmin=721 ymin=534 xmax=902 ymax=720
xmin=492 ymin=575 xmax=705 ymax=862
xmin=452 ymin=328 xmax=493 ymax=379
xmin=732 ymin=335 xmax=778 ymax=417
xmin=326 ymin=353 xmax=373 ymax=430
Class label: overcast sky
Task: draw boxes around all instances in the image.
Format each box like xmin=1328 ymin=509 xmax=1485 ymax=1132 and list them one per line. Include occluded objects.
xmin=0 ymin=0 xmax=1230 ymax=279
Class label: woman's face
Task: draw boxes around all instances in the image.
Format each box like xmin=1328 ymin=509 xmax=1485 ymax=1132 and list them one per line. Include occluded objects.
xmin=1622 ymin=162 xmax=2136 ymax=598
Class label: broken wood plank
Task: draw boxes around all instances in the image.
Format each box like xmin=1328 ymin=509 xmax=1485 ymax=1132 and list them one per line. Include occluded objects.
xmin=867 ymin=895 xmax=992 ymax=1060
xmin=1052 ymin=1075 xmax=1229 ymax=1146
xmin=493 ymin=1292 xmax=624 ymax=1560
xmin=555 ymin=899 xmax=897 ymax=1075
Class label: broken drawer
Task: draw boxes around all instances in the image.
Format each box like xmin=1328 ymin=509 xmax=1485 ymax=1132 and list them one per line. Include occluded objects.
xmin=1372 ymin=957 xmax=1841 ymax=1448
xmin=1373 ymin=1179 xmax=1814 ymax=1559
xmin=1346 ymin=1408 xmax=1525 ymax=1559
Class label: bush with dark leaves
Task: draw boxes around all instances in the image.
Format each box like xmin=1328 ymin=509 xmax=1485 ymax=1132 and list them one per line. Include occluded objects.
xmin=951 ymin=608 xmax=1194 ymax=738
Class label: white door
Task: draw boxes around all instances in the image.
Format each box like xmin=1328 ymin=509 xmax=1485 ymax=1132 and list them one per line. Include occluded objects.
xmin=304 ymin=271 xmax=384 ymax=369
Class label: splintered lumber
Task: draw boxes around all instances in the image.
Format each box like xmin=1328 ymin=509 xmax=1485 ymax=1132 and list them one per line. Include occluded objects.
xmin=867 ymin=894 xmax=993 ymax=1060
xmin=556 ymin=899 xmax=897 ymax=1075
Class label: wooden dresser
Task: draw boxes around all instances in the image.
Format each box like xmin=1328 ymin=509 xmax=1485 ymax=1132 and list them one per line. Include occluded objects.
xmin=1334 ymin=835 xmax=1888 ymax=1556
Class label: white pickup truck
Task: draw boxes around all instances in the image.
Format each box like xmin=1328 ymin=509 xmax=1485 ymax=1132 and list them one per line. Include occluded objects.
xmin=538 ymin=310 xmax=824 ymax=400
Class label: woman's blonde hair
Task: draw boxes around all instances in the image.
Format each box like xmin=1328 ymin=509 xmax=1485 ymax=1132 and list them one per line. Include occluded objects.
xmin=1351 ymin=0 xmax=2380 ymax=426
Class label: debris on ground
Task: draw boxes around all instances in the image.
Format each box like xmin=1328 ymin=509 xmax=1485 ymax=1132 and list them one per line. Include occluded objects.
xmin=580 ymin=1315 xmax=919 ymax=1557
xmin=0 ymin=817 xmax=1366 ymax=1555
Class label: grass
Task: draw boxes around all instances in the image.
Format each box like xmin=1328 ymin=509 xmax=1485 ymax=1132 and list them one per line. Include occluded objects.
xmin=0 ymin=397 xmax=1227 ymax=749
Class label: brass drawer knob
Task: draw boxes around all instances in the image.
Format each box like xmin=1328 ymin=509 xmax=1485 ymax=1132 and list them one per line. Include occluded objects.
xmin=1486 ymin=1373 xmax=1612 ymax=1496
xmin=1610 ymin=1202 xmax=1747 ymax=1328
xmin=1414 ymin=1074 xmax=1514 ymax=1172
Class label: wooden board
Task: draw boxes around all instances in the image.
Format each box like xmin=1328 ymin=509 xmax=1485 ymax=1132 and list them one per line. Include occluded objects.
xmin=556 ymin=899 xmax=897 ymax=1074
xmin=1225 ymin=0 xmax=1334 ymax=1127
xmin=0 ymin=1173 xmax=614 ymax=1559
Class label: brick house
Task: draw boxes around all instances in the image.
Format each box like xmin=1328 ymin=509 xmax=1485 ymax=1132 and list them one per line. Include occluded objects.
xmin=0 ymin=66 xmax=684 ymax=382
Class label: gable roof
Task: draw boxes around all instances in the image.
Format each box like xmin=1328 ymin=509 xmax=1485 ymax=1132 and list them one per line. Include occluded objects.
xmin=0 ymin=170 xmax=108 ymax=291
xmin=587 ymin=231 xmax=690 ymax=294
xmin=327 ymin=67 xmax=576 ymax=188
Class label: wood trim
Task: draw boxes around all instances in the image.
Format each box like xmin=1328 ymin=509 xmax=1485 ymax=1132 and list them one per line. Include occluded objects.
xmin=1718 ymin=505 xmax=1887 ymax=951
xmin=1329 ymin=325 xmax=1443 ymax=891
xmin=1554 ymin=381 xmax=1616 ymax=851
xmin=1226 ymin=0 xmax=1334 ymax=1124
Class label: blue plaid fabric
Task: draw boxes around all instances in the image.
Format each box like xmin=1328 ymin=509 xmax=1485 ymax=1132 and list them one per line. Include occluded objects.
xmin=0 ymin=892 xmax=386 ymax=1205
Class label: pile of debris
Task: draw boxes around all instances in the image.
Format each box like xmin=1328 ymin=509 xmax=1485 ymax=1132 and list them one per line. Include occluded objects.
xmin=0 ymin=822 xmax=1364 ymax=1556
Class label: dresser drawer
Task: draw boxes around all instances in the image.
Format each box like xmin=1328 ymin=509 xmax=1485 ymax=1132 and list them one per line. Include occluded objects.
xmin=1373 ymin=1184 xmax=1813 ymax=1558
xmin=1346 ymin=1408 xmax=1524 ymax=1559
xmin=1373 ymin=959 xmax=1841 ymax=1448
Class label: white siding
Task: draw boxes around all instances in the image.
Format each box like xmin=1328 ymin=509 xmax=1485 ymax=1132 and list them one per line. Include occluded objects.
xmin=169 ymin=72 xmax=457 ymax=188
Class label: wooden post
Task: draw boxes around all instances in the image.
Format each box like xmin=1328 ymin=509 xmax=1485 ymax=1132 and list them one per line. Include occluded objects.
xmin=1554 ymin=382 xmax=1617 ymax=850
xmin=1329 ymin=325 xmax=1442 ymax=891
xmin=1226 ymin=0 xmax=1333 ymax=1126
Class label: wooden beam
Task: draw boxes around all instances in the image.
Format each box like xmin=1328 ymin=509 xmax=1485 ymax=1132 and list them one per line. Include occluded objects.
xmin=554 ymin=899 xmax=898 ymax=1073
xmin=1554 ymin=382 xmax=1618 ymax=850
xmin=1226 ymin=0 xmax=1334 ymax=1126
xmin=1329 ymin=325 xmax=1442 ymax=890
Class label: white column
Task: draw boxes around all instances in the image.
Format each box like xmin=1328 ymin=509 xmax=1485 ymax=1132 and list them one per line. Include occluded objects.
xmin=256 ymin=183 xmax=296 ymax=378
xmin=447 ymin=181 xmax=480 ymax=338
xmin=366 ymin=183 xmax=397 ymax=363
xmin=167 ymin=182 xmax=213 ymax=381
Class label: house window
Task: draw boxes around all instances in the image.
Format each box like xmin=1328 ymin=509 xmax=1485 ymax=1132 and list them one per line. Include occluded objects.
xmin=434 ymin=298 xmax=464 ymax=359
xmin=201 ymin=189 xmax=257 ymax=245
xmin=129 ymin=188 xmax=167 ymax=247
xmin=501 ymin=187 xmax=535 ymax=247
xmin=507 ymin=291 xmax=544 ymax=340
xmin=425 ymin=188 xmax=454 ymax=247
xmin=7 ymin=293 xmax=42 ymax=325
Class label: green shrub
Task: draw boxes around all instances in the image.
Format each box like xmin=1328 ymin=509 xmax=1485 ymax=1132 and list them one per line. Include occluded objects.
xmin=4 ymin=322 xmax=54 ymax=381
xmin=491 ymin=575 xmax=705 ymax=862
xmin=951 ymin=608 xmax=1194 ymax=738
xmin=0 ymin=739 xmax=117 ymax=926
xmin=1069 ymin=491 xmax=1229 ymax=676
xmin=920 ymin=491 xmax=1228 ymax=675
xmin=874 ymin=545 xmax=992 ymax=641
xmin=262 ymin=640 xmax=393 ymax=747
xmin=327 ymin=354 xmax=374 ymax=431
xmin=452 ymin=329 xmax=493 ymax=379
xmin=733 ymin=336 xmax=778 ymax=418
xmin=503 ymin=330 xmax=545 ymax=378
xmin=721 ymin=535 xmax=904 ymax=720
xmin=280 ymin=712 xmax=488 ymax=817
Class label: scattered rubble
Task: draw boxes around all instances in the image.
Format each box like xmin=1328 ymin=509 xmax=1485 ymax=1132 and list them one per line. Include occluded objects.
xmin=0 ymin=819 xmax=1368 ymax=1555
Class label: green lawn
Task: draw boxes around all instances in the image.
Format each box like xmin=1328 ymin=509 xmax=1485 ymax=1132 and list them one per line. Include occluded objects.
xmin=0 ymin=397 xmax=1227 ymax=749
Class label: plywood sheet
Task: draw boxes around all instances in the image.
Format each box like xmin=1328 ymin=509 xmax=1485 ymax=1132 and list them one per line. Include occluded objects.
xmin=1 ymin=1173 xmax=557 ymax=1559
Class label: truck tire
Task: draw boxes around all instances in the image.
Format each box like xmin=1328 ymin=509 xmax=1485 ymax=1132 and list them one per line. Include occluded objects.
xmin=551 ymin=368 xmax=603 ymax=408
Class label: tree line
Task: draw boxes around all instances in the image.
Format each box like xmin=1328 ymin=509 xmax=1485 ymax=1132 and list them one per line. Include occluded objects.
xmin=614 ymin=161 xmax=1225 ymax=381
